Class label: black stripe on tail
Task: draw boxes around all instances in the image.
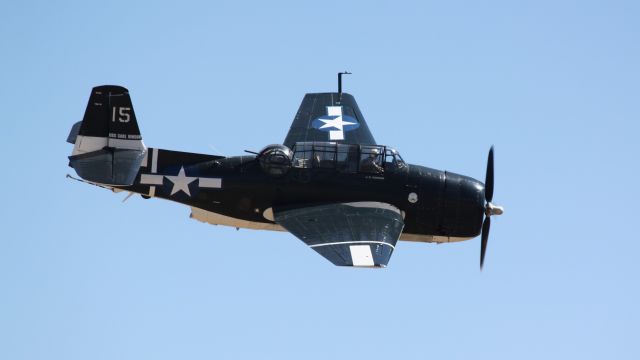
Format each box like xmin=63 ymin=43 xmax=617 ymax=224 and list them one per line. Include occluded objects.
xmin=79 ymin=85 xmax=142 ymax=140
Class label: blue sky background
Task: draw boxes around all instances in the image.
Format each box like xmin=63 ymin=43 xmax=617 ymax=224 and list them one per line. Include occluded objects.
xmin=1 ymin=0 xmax=639 ymax=359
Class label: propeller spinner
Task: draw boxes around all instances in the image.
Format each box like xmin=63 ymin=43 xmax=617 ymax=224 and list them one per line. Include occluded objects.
xmin=480 ymin=146 xmax=504 ymax=270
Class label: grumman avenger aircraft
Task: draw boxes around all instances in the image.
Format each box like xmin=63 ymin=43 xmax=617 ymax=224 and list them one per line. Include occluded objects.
xmin=66 ymin=73 xmax=504 ymax=269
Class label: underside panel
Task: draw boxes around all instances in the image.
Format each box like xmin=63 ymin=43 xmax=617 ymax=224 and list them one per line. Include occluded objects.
xmin=274 ymin=202 xmax=404 ymax=267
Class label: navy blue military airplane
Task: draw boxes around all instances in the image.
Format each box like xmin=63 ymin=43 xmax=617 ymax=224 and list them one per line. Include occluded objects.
xmin=67 ymin=74 xmax=503 ymax=268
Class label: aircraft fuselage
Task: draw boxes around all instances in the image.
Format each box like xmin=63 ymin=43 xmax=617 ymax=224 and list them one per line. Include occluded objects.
xmin=67 ymin=84 xmax=503 ymax=267
xmin=120 ymin=148 xmax=486 ymax=243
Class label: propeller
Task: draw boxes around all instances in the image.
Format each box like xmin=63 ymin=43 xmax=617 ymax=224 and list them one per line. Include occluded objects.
xmin=480 ymin=146 xmax=504 ymax=270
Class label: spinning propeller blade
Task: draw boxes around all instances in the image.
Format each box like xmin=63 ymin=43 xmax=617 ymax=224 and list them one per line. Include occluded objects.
xmin=480 ymin=217 xmax=490 ymax=270
xmin=480 ymin=146 xmax=503 ymax=270
xmin=485 ymin=146 xmax=494 ymax=203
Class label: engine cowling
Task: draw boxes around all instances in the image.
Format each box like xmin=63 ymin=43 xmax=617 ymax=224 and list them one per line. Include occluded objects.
xmin=258 ymin=144 xmax=293 ymax=176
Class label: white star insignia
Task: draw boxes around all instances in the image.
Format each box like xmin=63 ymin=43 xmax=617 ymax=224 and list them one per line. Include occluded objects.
xmin=165 ymin=166 xmax=197 ymax=196
xmin=318 ymin=116 xmax=356 ymax=131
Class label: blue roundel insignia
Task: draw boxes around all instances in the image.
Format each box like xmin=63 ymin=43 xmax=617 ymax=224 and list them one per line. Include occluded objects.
xmin=311 ymin=106 xmax=360 ymax=141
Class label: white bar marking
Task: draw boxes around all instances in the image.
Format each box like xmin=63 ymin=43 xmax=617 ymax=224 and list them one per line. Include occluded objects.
xmin=141 ymin=150 xmax=148 ymax=168
xmin=326 ymin=106 xmax=342 ymax=116
xmin=140 ymin=174 xmax=164 ymax=185
xmin=151 ymin=148 xmax=158 ymax=173
xmin=329 ymin=130 xmax=344 ymax=140
xmin=107 ymin=138 xmax=145 ymax=150
xmin=199 ymin=177 xmax=222 ymax=188
xmin=149 ymin=186 xmax=155 ymax=197
xmin=350 ymin=245 xmax=375 ymax=267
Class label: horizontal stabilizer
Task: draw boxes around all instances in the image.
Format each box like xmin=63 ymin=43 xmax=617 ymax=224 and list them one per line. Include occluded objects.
xmin=68 ymin=148 xmax=146 ymax=186
xmin=67 ymin=121 xmax=82 ymax=144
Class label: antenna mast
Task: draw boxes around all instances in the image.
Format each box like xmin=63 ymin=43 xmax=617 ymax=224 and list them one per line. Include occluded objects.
xmin=338 ymin=71 xmax=351 ymax=102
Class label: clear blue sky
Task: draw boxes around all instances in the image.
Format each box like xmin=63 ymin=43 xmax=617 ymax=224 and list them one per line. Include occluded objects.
xmin=2 ymin=1 xmax=639 ymax=359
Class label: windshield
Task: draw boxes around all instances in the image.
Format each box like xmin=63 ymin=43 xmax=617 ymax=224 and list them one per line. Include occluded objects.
xmin=384 ymin=147 xmax=406 ymax=171
xmin=291 ymin=142 xmax=405 ymax=174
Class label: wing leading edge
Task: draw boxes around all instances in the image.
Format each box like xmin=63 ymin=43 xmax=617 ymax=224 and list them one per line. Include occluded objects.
xmin=274 ymin=202 xmax=404 ymax=267
xmin=283 ymin=93 xmax=377 ymax=147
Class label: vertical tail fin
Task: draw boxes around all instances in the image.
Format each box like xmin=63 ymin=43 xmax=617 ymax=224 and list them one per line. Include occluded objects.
xmin=70 ymin=85 xmax=145 ymax=155
xmin=67 ymin=85 xmax=147 ymax=186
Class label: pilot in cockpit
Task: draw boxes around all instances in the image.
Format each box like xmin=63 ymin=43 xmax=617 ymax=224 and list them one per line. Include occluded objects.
xmin=360 ymin=148 xmax=384 ymax=174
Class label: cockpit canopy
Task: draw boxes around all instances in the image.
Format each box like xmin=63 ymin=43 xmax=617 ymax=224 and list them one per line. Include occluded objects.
xmin=291 ymin=141 xmax=406 ymax=174
xmin=257 ymin=144 xmax=294 ymax=176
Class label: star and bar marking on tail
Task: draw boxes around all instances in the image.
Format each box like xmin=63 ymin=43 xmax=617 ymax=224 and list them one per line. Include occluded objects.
xmin=140 ymin=162 xmax=222 ymax=197
xmin=311 ymin=106 xmax=359 ymax=140
xmin=165 ymin=167 xmax=197 ymax=196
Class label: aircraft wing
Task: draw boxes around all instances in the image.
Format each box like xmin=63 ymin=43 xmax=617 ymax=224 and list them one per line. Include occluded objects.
xmin=283 ymin=93 xmax=377 ymax=147
xmin=274 ymin=202 xmax=404 ymax=267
